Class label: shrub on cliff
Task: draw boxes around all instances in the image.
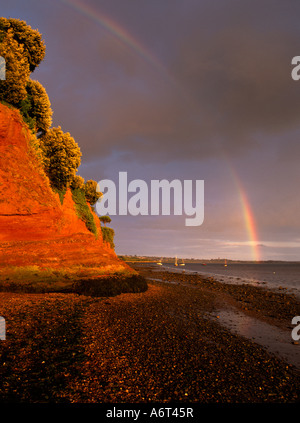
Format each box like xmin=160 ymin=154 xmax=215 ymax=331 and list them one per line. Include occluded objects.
xmin=84 ymin=179 xmax=102 ymax=205
xmin=71 ymin=175 xmax=85 ymax=190
xmin=99 ymin=215 xmax=114 ymax=249
xmin=16 ymin=80 xmax=52 ymax=134
xmin=0 ymin=18 xmax=45 ymax=105
xmin=24 ymin=79 xmax=52 ymax=132
xmin=39 ymin=126 xmax=82 ymax=191
xmin=101 ymin=227 xmax=115 ymax=249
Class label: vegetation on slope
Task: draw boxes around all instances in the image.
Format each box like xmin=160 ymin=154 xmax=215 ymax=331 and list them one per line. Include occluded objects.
xmin=0 ymin=17 xmax=143 ymax=296
xmin=0 ymin=17 xmax=104 ymax=240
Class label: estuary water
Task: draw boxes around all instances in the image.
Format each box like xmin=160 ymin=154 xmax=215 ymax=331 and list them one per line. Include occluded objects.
xmin=162 ymin=262 xmax=300 ymax=297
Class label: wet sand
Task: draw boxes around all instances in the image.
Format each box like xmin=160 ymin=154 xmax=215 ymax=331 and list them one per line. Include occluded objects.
xmin=0 ymin=263 xmax=299 ymax=403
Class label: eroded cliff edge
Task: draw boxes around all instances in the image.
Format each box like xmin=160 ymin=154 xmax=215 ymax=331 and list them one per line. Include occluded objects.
xmin=0 ymin=103 xmax=130 ymax=272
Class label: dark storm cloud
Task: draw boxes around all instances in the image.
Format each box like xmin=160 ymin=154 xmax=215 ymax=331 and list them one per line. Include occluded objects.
xmin=173 ymin=25 xmax=300 ymax=135
xmin=4 ymin=0 xmax=300 ymax=165
xmin=34 ymin=0 xmax=300 ymax=164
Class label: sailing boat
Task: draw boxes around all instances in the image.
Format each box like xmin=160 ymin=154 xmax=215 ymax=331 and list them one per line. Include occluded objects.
xmin=179 ymin=258 xmax=185 ymax=266
xmin=224 ymin=259 xmax=228 ymax=267
xmin=156 ymin=258 xmax=163 ymax=265
xmin=175 ymin=256 xmax=178 ymax=266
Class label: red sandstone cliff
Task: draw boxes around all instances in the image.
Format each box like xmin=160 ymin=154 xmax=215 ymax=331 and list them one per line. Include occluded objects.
xmin=0 ymin=103 xmax=129 ymax=271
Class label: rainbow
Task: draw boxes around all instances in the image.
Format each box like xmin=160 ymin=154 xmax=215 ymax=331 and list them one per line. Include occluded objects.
xmin=60 ymin=0 xmax=169 ymax=77
xmin=59 ymin=0 xmax=260 ymax=261
xmin=230 ymin=167 xmax=261 ymax=262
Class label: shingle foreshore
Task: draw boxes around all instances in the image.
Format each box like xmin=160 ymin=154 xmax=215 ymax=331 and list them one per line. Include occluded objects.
xmin=0 ymin=264 xmax=299 ymax=403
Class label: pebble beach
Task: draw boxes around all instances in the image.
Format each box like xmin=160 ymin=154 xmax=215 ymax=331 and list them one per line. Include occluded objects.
xmin=0 ymin=262 xmax=299 ymax=403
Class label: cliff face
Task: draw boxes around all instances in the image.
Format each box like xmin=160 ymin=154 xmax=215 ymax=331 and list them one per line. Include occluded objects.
xmin=0 ymin=103 xmax=128 ymax=271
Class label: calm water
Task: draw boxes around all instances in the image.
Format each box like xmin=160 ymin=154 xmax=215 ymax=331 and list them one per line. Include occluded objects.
xmin=162 ymin=262 xmax=300 ymax=297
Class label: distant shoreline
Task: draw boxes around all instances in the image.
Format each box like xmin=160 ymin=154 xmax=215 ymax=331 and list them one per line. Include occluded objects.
xmin=131 ymin=260 xmax=300 ymax=299
xmin=121 ymin=257 xmax=300 ymax=265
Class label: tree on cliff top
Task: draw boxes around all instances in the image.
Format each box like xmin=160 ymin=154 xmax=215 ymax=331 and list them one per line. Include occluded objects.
xmin=0 ymin=17 xmax=45 ymax=72
xmin=99 ymin=215 xmax=111 ymax=227
xmin=0 ymin=18 xmax=105 ymax=238
xmin=40 ymin=127 xmax=82 ymax=191
xmin=0 ymin=28 xmax=30 ymax=104
xmin=0 ymin=18 xmax=51 ymax=131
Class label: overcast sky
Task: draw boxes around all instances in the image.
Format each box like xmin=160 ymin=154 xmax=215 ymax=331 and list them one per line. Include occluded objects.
xmin=2 ymin=0 xmax=300 ymax=260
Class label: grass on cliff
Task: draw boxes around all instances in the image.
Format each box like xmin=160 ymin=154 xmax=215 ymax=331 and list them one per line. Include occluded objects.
xmin=101 ymin=226 xmax=115 ymax=249
xmin=0 ymin=265 xmax=148 ymax=297
xmin=71 ymin=188 xmax=98 ymax=237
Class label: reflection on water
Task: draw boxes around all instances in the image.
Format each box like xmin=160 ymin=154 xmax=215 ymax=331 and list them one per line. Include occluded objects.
xmin=210 ymin=308 xmax=300 ymax=369
xmin=163 ymin=262 xmax=300 ymax=297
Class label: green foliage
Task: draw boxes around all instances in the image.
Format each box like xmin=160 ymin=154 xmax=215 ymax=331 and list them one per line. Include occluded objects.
xmin=0 ymin=28 xmax=30 ymax=105
xmin=0 ymin=267 xmax=148 ymax=297
xmin=0 ymin=17 xmax=121 ymax=248
xmin=101 ymin=227 xmax=115 ymax=250
xmin=0 ymin=266 xmax=74 ymax=293
xmin=0 ymin=18 xmax=46 ymax=72
xmin=18 ymin=95 xmax=36 ymax=130
xmin=72 ymin=188 xmax=98 ymax=236
xmin=26 ymin=129 xmax=47 ymax=167
xmin=0 ymin=18 xmax=46 ymax=106
xmin=99 ymin=215 xmax=111 ymax=227
xmin=99 ymin=215 xmax=114 ymax=249
xmin=53 ymin=188 xmax=66 ymax=205
xmin=71 ymin=175 xmax=85 ymax=190
xmin=23 ymin=79 xmax=52 ymax=132
xmin=0 ymin=18 xmax=51 ymax=131
xmin=39 ymin=127 xmax=82 ymax=190
xmin=84 ymin=179 xmax=102 ymax=205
